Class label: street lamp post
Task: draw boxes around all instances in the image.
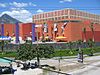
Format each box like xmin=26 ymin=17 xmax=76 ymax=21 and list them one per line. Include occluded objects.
xmin=36 ymin=30 xmax=40 ymax=67
xmin=57 ymin=43 xmax=62 ymax=75
xmin=77 ymin=40 xmax=83 ymax=63
xmin=32 ymin=23 xmax=40 ymax=67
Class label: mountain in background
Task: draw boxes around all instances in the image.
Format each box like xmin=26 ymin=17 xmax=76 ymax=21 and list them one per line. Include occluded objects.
xmin=0 ymin=14 xmax=22 ymax=24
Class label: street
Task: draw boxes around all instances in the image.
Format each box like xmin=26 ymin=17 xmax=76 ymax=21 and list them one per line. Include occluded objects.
xmin=81 ymin=67 xmax=100 ymax=75
xmin=70 ymin=56 xmax=100 ymax=75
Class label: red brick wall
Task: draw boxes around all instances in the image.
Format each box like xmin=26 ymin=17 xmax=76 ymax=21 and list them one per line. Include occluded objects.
xmin=70 ymin=22 xmax=83 ymax=41
xmin=4 ymin=24 xmax=15 ymax=36
xmin=20 ymin=23 xmax=32 ymax=40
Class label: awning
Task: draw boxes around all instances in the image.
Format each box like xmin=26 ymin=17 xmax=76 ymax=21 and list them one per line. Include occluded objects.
xmin=45 ymin=36 xmax=49 ymax=39
xmin=0 ymin=36 xmax=11 ymax=40
xmin=56 ymin=36 xmax=66 ymax=39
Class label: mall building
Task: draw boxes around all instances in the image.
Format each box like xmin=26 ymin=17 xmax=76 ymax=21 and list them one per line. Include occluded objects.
xmin=0 ymin=9 xmax=100 ymax=42
xmin=33 ymin=8 xmax=100 ymax=42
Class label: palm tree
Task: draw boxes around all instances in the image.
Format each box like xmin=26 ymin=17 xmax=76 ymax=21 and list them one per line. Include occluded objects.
xmin=76 ymin=40 xmax=83 ymax=50
xmin=0 ymin=40 xmax=10 ymax=54
xmin=67 ymin=41 xmax=73 ymax=55
xmin=41 ymin=25 xmax=44 ymax=42
xmin=82 ymin=27 xmax=86 ymax=42
xmin=90 ymin=23 xmax=95 ymax=42
xmin=87 ymin=39 xmax=95 ymax=56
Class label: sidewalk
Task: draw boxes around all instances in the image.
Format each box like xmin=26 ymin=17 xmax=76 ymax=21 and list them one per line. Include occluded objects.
xmin=1 ymin=53 xmax=100 ymax=75
xmin=28 ymin=54 xmax=100 ymax=75
xmin=44 ymin=54 xmax=100 ymax=74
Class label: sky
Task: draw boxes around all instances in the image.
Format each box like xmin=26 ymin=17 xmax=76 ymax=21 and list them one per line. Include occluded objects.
xmin=0 ymin=0 xmax=100 ymax=23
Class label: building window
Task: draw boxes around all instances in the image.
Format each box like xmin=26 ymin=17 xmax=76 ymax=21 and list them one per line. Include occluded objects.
xmin=62 ymin=16 xmax=64 ymax=19
xmin=65 ymin=9 xmax=68 ymax=15
xmin=62 ymin=10 xmax=65 ymax=15
xmin=43 ymin=14 xmax=45 ymax=18
xmin=58 ymin=17 xmax=61 ymax=20
xmin=55 ymin=11 xmax=57 ymax=16
xmin=45 ymin=13 xmax=47 ymax=18
xmin=65 ymin=16 xmax=68 ymax=19
xmin=55 ymin=17 xmax=57 ymax=20
xmin=49 ymin=13 xmax=51 ymax=17
xmin=47 ymin=13 xmax=49 ymax=17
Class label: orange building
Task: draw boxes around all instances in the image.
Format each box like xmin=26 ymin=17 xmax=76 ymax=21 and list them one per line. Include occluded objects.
xmin=33 ymin=9 xmax=100 ymax=42
xmin=0 ymin=9 xmax=100 ymax=42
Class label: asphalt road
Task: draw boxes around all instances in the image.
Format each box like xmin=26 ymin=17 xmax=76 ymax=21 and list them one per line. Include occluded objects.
xmin=80 ymin=66 xmax=100 ymax=75
xmin=70 ymin=56 xmax=100 ymax=75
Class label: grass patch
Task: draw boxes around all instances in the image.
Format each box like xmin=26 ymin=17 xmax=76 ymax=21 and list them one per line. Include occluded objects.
xmin=0 ymin=52 xmax=16 ymax=57
xmin=0 ymin=47 xmax=100 ymax=58
xmin=54 ymin=47 xmax=100 ymax=57
xmin=54 ymin=49 xmax=77 ymax=57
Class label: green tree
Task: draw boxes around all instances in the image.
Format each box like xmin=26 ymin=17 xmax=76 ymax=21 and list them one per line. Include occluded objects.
xmin=0 ymin=40 xmax=4 ymax=54
xmin=16 ymin=43 xmax=54 ymax=66
xmin=0 ymin=40 xmax=10 ymax=54
xmin=87 ymin=39 xmax=95 ymax=56
xmin=76 ymin=40 xmax=83 ymax=50
xmin=16 ymin=43 xmax=35 ymax=61
xmin=35 ymin=45 xmax=54 ymax=66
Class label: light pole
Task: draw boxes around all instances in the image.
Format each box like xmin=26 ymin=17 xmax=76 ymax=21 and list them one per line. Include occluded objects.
xmin=36 ymin=29 xmax=40 ymax=67
xmin=77 ymin=40 xmax=83 ymax=63
xmin=57 ymin=43 xmax=62 ymax=75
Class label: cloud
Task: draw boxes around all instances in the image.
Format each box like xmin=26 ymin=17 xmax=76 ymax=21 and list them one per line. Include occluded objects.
xmin=9 ymin=2 xmax=28 ymax=7
xmin=26 ymin=18 xmax=32 ymax=22
xmin=29 ymin=2 xmax=37 ymax=6
xmin=9 ymin=2 xmax=37 ymax=7
xmin=10 ymin=7 xmax=24 ymax=10
xmin=36 ymin=9 xmax=44 ymax=13
xmin=59 ymin=0 xmax=72 ymax=3
xmin=0 ymin=9 xmax=32 ymax=23
xmin=59 ymin=1 xmax=64 ymax=3
xmin=0 ymin=3 xmax=7 ymax=7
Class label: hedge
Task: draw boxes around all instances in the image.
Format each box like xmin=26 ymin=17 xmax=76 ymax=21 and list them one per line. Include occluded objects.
xmin=0 ymin=47 xmax=100 ymax=58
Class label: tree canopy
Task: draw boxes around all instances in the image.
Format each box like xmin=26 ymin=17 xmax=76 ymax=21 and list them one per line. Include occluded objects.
xmin=16 ymin=43 xmax=54 ymax=61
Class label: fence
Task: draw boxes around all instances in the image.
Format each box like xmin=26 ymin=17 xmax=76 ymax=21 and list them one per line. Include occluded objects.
xmin=0 ymin=42 xmax=100 ymax=51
